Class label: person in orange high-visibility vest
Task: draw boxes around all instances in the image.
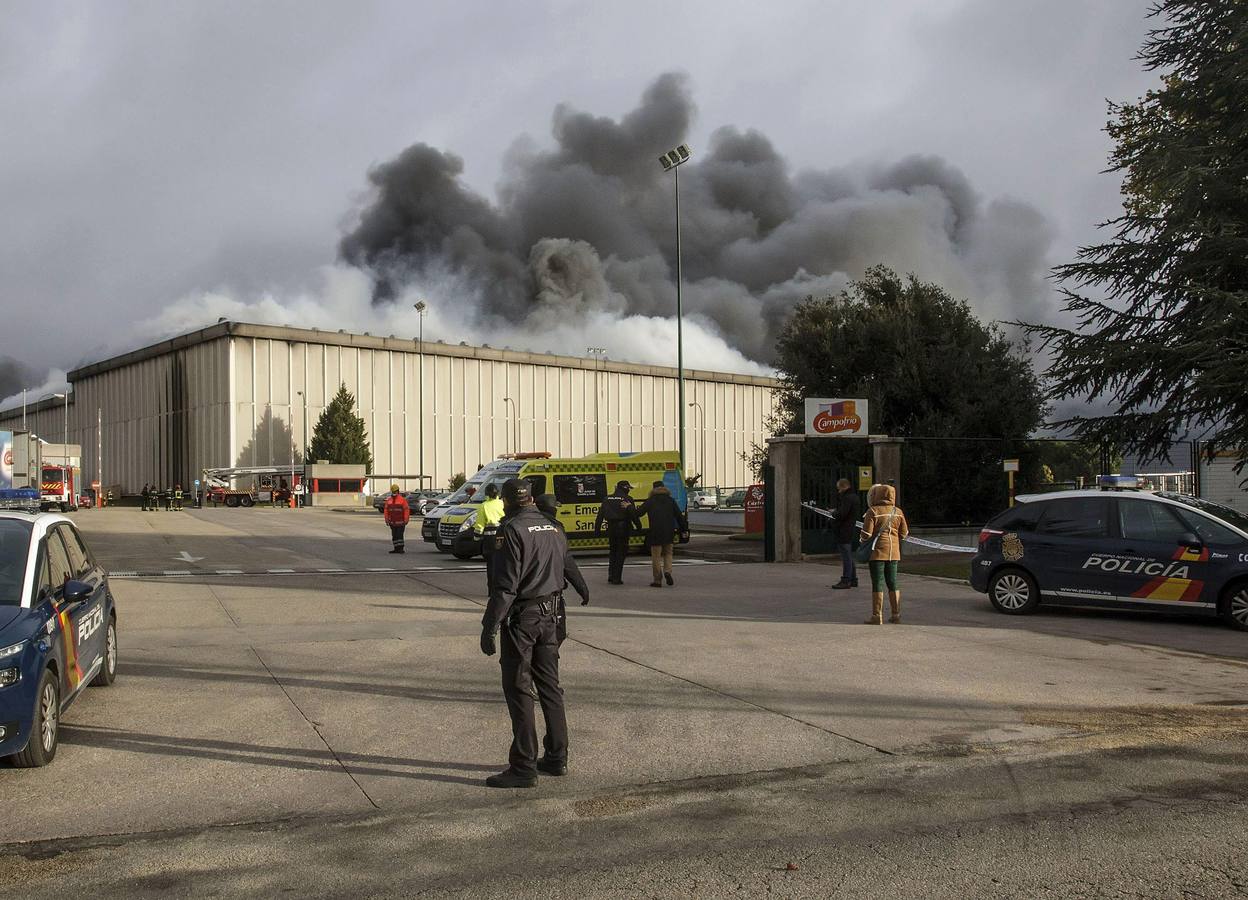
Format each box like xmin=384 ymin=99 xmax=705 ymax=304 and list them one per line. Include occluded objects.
xmin=383 ymin=484 xmax=411 ymax=554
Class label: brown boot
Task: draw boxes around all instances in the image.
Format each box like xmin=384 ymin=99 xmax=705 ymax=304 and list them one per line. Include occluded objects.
xmin=864 ymin=592 xmax=884 ymax=624
xmin=889 ymin=590 xmax=901 ymax=624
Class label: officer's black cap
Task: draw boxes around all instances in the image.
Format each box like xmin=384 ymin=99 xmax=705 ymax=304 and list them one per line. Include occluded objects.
xmin=501 ymin=478 xmax=532 ymax=504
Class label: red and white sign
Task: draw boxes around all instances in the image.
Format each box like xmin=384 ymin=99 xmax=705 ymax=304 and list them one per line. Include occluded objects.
xmin=803 ymin=398 xmax=868 ymax=438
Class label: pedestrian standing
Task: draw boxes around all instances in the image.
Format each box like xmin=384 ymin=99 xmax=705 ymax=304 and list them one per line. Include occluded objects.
xmin=480 ymin=478 xmax=572 ymax=788
xmin=637 ymin=480 xmax=689 ymax=588
xmin=830 ymin=478 xmax=860 ymax=590
xmin=595 ymin=480 xmax=639 ymax=585
xmin=475 ymin=483 xmax=506 ymax=595
xmin=383 ymin=484 xmax=411 ymax=554
xmin=173 ymin=484 xmax=184 ymax=511
xmin=859 ymin=483 xmax=909 ymax=624
xmin=141 ymin=483 xmax=151 ymax=511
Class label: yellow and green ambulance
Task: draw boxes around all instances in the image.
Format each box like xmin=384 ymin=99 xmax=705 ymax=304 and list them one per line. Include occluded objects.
xmin=422 ymin=451 xmax=686 ymax=559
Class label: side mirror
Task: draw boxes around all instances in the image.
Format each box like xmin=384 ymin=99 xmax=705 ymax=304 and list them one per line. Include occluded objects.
xmin=62 ymin=579 xmax=93 ymax=605
xmin=1178 ymin=532 xmax=1203 ymax=550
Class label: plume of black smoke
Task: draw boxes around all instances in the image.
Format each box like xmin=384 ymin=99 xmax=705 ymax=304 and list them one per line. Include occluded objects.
xmin=339 ymin=73 xmax=1054 ymax=364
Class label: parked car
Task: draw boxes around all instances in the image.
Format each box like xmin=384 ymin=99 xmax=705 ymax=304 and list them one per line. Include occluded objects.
xmin=721 ymin=490 xmax=748 ymax=509
xmin=690 ymin=491 xmax=719 ymax=510
xmin=0 ymin=512 xmax=118 ymax=767
xmin=971 ymin=489 xmax=1248 ymax=630
xmin=373 ymin=491 xmax=447 ymax=517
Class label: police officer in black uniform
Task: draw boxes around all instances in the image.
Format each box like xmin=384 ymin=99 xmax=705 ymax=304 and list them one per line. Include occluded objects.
xmin=480 ymin=478 xmax=581 ymax=788
xmin=535 ymin=494 xmax=590 ymax=643
xmin=595 ymin=479 xmax=640 ymax=584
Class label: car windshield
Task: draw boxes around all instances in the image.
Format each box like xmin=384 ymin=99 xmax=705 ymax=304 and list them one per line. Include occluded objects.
xmin=1157 ymin=493 xmax=1248 ymax=537
xmin=0 ymin=519 xmax=33 ymax=606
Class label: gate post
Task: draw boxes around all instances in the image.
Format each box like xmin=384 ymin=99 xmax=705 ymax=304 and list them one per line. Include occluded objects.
xmin=766 ymin=434 xmax=805 ymax=562
xmin=869 ymin=435 xmax=904 ymax=505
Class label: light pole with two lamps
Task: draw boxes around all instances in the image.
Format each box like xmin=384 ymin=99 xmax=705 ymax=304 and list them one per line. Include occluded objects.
xmin=413 ymin=301 xmax=428 ymax=488
xmin=688 ymin=400 xmax=706 ymax=489
xmin=659 ymin=143 xmax=692 ymax=474
xmin=587 ymin=347 xmax=607 ymax=453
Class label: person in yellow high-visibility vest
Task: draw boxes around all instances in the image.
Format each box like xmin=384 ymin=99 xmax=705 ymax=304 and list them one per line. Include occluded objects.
xmin=474 ymin=483 xmax=506 ymax=596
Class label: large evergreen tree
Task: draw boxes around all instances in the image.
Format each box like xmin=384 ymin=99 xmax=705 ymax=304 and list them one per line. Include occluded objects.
xmin=307 ymin=385 xmax=374 ymax=472
xmin=1026 ymin=1 xmax=1248 ymax=462
xmin=766 ymin=267 xmax=1046 ymax=522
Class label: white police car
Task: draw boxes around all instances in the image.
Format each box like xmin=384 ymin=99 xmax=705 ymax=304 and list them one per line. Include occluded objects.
xmin=971 ymin=489 xmax=1248 ymax=630
xmin=0 ymin=512 xmax=118 ymax=767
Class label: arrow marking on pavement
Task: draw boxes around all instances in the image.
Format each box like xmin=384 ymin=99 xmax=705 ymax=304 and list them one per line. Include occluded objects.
xmin=174 ymin=551 xmax=205 ymax=563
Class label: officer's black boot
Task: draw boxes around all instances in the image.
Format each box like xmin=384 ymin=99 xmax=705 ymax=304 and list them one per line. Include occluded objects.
xmin=537 ymin=756 xmax=567 ymax=776
xmin=486 ymin=768 xmax=538 ymax=788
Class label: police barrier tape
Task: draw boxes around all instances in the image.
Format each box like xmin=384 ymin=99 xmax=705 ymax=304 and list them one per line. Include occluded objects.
xmin=801 ymin=501 xmax=976 ymax=554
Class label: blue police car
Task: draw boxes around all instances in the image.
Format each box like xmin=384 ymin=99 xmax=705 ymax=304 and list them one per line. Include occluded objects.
xmin=971 ymin=489 xmax=1248 ymax=630
xmin=0 ymin=512 xmax=118 ymax=767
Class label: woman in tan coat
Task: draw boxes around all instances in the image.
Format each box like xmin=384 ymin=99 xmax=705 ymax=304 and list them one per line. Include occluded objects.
xmin=859 ymin=483 xmax=909 ymax=624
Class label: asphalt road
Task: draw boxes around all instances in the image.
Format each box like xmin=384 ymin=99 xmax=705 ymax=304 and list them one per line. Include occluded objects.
xmin=2 ymin=506 xmax=1247 ymax=898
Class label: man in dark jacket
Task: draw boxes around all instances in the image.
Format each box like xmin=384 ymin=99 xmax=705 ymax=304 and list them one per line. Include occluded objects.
xmin=830 ymin=478 xmax=859 ymax=589
xmin=480 ymin=479 xmax=574 ymax=788
xmin=594 ymin=480 xmax=640 ymax=585
xmin=637 ymin=481 xmax=689 ymax=588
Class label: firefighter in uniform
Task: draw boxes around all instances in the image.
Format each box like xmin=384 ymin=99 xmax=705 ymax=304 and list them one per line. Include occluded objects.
xmin=480 ymin=478 xmax=579 ymax=788
xmin=173 ymin=484 xmax=184 ymax=511
xmin=383 ymin=484 xmax=411 ymax=553
xmin=594 ymin=479 xmax=640 ymax=584
xmin=141 ymin=483 xmax=152 ymax=511
xmin=473 ymin=483 xmax=506 ymax=596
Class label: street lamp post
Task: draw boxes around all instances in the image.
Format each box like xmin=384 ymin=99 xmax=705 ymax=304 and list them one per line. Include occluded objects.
xmin=503 ymin=397 xmax=518 ymax=455
xmin=413 ymin=301 xmax=427 ymax=489
xmin=296 ymin=390 xmax=308 ymax=507
xmin=587 ymin=347 xmax=606 ymax=453
xmin=659 ymin=143 xmax=692 ymax=473
xmin=52 ymin=392 xmax=68 ymax=449
xmin=688 ymin=400 xmax=705 ymax=487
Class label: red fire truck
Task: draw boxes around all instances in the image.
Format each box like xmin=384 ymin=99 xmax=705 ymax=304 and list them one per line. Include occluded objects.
xmin=41 ymin=464 xmax=81 ymax=512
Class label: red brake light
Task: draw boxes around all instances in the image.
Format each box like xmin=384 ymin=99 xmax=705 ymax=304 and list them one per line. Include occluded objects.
xmin=978 ymin=528 xmax=1003 ymax=546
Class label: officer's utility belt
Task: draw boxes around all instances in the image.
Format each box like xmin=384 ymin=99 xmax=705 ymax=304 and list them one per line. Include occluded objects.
xmin=514 ymin=592 xmax=559 ymax=616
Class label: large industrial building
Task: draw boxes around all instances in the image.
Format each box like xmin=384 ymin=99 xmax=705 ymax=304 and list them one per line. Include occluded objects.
xmin=0 ymin=322 xmax=780 ymax=496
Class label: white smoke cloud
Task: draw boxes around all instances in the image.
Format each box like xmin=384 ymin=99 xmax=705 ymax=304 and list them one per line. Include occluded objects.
xmin=144 ymin=264 xmax=773 ymax=376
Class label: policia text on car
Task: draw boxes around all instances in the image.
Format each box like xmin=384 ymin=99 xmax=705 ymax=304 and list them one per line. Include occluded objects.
xmin=479 ymin=478 xmax=588 ymax=788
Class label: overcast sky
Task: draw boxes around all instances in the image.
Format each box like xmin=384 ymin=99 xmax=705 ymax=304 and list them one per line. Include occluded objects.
xmin=1 ymin=0 xmax=1159 ymax=395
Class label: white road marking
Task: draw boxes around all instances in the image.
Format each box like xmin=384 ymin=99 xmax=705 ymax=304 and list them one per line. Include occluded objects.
xmin=108 ymin=559 xmax=730 ymax=579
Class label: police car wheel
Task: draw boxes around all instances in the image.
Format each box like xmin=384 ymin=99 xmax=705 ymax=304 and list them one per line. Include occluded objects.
xmin=91 ymin=616 xmax=118 ymax=686
xmin=12 ymin=669 xmax=59 ymax=768
xmin=988 ymin=569 xmax=1039 ymax=615
xmin=1220 ymin=582 xmax=1248 ymax=632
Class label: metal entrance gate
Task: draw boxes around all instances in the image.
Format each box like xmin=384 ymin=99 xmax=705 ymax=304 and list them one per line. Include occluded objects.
xmin=801 ymin=465 xmax=859 ymax=554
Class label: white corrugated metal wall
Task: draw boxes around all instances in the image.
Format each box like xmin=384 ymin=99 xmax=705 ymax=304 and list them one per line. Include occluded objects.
xmin=230 ymin=334 xmax=776 ymax=492
xmin=1200 ymin=454 xmax=1248 ymax=514
xmin=0 ymin=326 xmax=778 ymax=494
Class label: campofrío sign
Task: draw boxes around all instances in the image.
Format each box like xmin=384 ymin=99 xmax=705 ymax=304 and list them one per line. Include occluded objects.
xmin=803 ymin=399 xmax=868 ymax=438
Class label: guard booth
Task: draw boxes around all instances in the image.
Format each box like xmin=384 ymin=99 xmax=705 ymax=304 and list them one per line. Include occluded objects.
xmin=304 ymin=464 xmax=369 ymax=508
